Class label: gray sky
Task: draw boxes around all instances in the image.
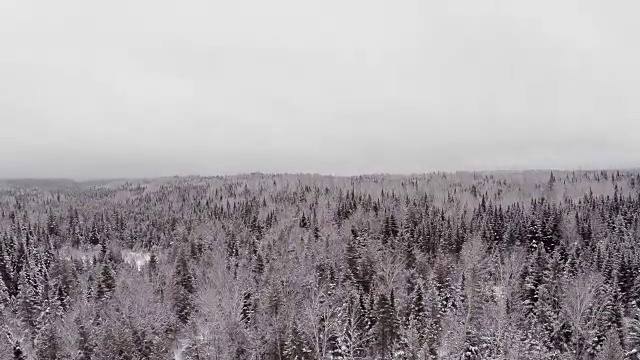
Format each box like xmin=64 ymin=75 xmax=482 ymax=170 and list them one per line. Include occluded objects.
xmin=1 ymin=0 xmax=639 ymax=179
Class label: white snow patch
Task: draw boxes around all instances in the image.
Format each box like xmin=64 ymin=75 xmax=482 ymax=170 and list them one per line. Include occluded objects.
xmin=173 ymin=337 xmax=192 ymax=360
xmin=121 ymin=250 xmax=151 ymax=271
xmin=59 ymin=247 xmax=99 ymax=266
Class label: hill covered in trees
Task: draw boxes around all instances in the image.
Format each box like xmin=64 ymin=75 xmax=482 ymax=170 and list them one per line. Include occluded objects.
xmin=1 ymin=171 xmax=640 ymax=359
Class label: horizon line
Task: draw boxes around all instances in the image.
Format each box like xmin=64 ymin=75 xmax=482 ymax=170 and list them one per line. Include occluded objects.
xmin=2 ymin=166 xmax=639 ymax=183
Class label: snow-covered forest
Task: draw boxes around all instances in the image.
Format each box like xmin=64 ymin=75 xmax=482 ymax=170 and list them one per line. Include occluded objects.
xmin=1 ymin=171 xmax=640 ymax=359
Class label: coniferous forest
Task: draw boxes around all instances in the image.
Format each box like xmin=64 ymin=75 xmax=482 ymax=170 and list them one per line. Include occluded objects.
xmin=2 ymin=171 xmax=640 ymax=360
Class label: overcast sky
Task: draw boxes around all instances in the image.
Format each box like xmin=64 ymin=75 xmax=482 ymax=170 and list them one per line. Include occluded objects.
xmin=1 ymin=0 xmax=639 ymax=179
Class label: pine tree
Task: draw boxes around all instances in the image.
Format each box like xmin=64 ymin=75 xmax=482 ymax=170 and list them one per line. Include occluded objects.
xmin=253 ymin=252 xmax=265 ymax=280
xmin=96 ymin=263 xmax=116 ymax=301
xmin=240 ymin=291 xmax=254 ymax=325
xmin=520 ymin=248 xmax=547 ymax=317
xmin=389 ymin=215 xmax=399 ymax=238
xmin=182 ymin=336 xmax=207 ymax=360
xmin=148 ymin=252 xmax=158 ymax=277
xmin=399 ymin=286 xmax=429 ymax=359
xmin=595 ymin=329 xmax=625 ymax=360
xmin=373 ymin=291 xmax=399 ymax=358
xmin=299 ymin=213 xmax=308 ymax=229
xmin=313 ymin=225 xmax=320 ymax=241
xmin=335 ymin=294 xmax=371 ymax=359
xmin=17 ymin=264 xmax=42 ymax=332
xmin=0 ymin=237 xmax=17 ymax=297
xmin=76 ymin=323 xmax=94 ymax=360
xmin=85 ymin=274 xmax=95 ymax=301
xmin=35 ymin=320 xmax=65 ymax=360
xmin=527 ymin=217 xmax=543 ymax=252
xmin=404 ymin=243 xmax=416 ymax=272
xmin=535 ymin=250 xmax=565 ymax=352
xmin=628 ymin=310 xmax=640 ymax=358
xmin=345 ymin=228 xmax=361 ymax=287
xmin=89 ymin=223 xmax=99 ymax=246
xmin=548 ymin=171 xmax=556 ymax=192
xmin=0 ymin=275 xmax=9 ymax=310
xmin=284 ymin=322 xmax=312 ymax=360
xmin=46 ymin=210 xmax=58 ymax=237
xmin=55 ymin=267 xmax=73 ymax=312
xmin=603 ymin=278 xmax=626 ymax=350
xmin=173 ymin=252 xmax=195 ymax=324
xmin=409 ymin=286 xmax=427 ymax=340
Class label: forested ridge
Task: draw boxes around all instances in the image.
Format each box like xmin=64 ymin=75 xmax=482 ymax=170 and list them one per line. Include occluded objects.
xmin=1 ymin=171 xmax=640 ymax=359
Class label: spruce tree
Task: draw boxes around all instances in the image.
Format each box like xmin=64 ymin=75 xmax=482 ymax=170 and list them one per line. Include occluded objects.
xmin=283 ymin=321 xmax=312 ymax=360
xmin=0 ymin=276 xmax=9 ymax=310
xmin=373 ymin=291 xmax=399 ymax=358
xmin=409 ymin=286 xmax=427 ymax=340
xmin=17 ymin=265 xmax=41 ymax=332
xmin=240 ymin=291 xmax=254 ymax=325
xmin=148 ymin=252 xmax=158 ymax=277
xmin=595 ymin=329 xmax=625 ymax=360
xmin=173 ymin=252 xmax=195 ymax=324
xmin=96 ymin=263 xmax=115 ymax=301
xmin=76 ymin=323 xmax=94 ymax=360
xmin=335 ymin=294 xmax=370 ymax=359
xmin=35 ymin=321 xmax=64 ymax=360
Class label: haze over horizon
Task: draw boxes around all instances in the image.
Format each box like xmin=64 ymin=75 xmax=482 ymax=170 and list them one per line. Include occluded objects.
xmin=2 ymin=0 xmax=639 ymax=179
xmin=1 ymin=167 xmax=639 ymax=183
